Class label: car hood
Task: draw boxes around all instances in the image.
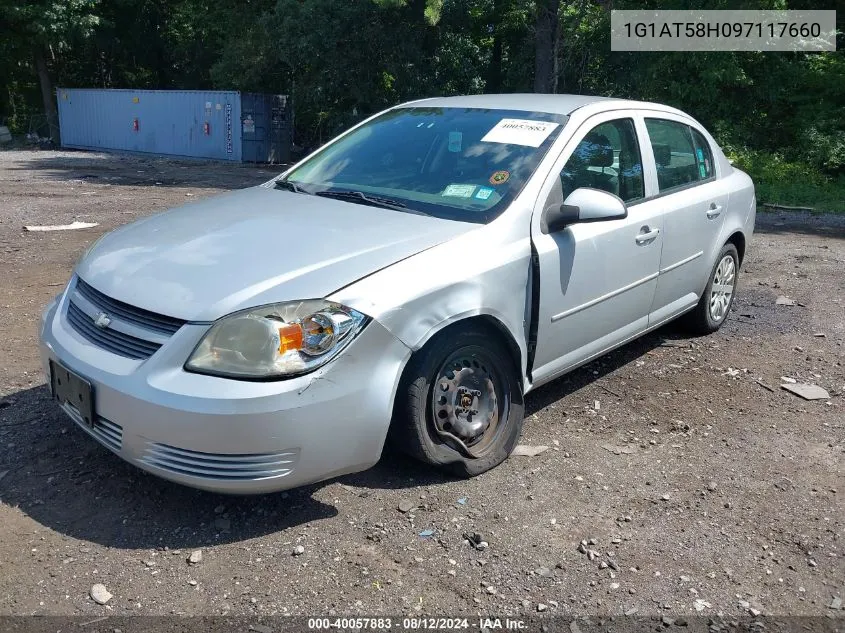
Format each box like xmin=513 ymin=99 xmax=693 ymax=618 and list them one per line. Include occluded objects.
xmin=76 ymin=186 xmax=475 ymax=321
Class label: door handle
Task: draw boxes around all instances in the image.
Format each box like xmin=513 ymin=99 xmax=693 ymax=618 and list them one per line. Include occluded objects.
xmin=706 ymin=203 xmax=723 ymax=219
xmin=635 ymin=227 xmax=660 ymax=244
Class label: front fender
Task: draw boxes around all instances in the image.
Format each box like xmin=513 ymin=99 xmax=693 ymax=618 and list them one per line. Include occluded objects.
xmin=329 ymin=227 xmax=533 ymax=388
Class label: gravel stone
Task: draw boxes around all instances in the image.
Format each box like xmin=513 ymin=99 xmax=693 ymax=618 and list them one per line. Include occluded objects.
xmin=0 ymin=153 xmax=842 ymax=619
xmin=90 ymin=584 xmax=112 ymax=605
xmin=398 ymin=500 xmax=416 ymax=513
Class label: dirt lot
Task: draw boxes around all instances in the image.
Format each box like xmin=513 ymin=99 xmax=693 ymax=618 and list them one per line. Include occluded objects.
xmin=0 ymin=149 xmax=842 ymax=622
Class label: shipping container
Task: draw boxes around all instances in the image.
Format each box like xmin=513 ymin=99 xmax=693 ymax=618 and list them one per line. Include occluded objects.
xmin=56 ymin=88 xmax=291 ymax=163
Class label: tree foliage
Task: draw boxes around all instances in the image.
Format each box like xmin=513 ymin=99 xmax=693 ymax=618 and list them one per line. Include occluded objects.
xmin=2 ymin=0 xmax=843 ymax=178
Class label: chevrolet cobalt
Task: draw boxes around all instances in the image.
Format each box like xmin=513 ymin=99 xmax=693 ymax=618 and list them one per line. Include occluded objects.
xmin=39 ymin=94 xmax=755 ymax=493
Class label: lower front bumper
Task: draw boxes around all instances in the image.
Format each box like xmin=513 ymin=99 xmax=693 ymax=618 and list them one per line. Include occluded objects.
xmin=39 ymin=294 xmax=411 ymax=494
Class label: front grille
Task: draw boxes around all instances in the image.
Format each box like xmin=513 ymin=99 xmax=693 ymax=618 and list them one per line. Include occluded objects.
xmin=75 ymin=279 xmax=186 ymax=335
xmin=67 ymin=301 xmax=161 ymax=360
xmin=65 ymin=277 xmax=186 ymax=360
xmin=141 ymin=442 xmax=299 ymax=481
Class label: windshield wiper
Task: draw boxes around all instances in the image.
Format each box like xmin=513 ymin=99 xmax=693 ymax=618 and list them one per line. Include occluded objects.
xmin=314 ymin=189 xmax=411 ymax=212
xmin=274 ymin=180 xmax=310 ymax=194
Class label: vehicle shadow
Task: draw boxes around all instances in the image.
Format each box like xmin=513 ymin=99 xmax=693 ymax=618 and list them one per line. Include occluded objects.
xmin=754 ymin=211 xmax=845 ymax=240
xmin=4 ymin=151 xmax=280 ymax=190
xmin=0 ymin=323 xmax=684 ymax=550
xmin=523 ymin=323 xmax=678 ymax=416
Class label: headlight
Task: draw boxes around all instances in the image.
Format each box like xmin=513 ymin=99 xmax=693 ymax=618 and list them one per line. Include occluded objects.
xmin=185 ymin=300 xmax=368 ymax=379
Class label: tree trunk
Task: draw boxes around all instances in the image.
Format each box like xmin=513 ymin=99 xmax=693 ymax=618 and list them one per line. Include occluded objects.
xmin=34 ymin=49 xmax=59 ymax=144
xmin=408 ymin=0 xmax=427 ymax=23
xmin=485 ymin=0 xmax=504 ymax=93
xmin=533 ymin=0 xmax=560 ymax=94
xmin=486 ymin=33 xmax=503 ymax=93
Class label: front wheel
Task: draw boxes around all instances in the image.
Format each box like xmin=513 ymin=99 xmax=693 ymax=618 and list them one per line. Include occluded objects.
xmin=684 ymin=243 xmax=739 ymax=335
xmin=389 ymin=328 xmax=524 ymax=477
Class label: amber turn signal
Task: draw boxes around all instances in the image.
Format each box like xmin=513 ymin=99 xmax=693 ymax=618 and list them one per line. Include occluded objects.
xmin=278 ymin=323 xmax=304 ymax=353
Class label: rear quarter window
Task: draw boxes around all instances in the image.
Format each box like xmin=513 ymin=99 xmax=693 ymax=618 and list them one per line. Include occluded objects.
xmin=690 ymin=128 xmax=715 ymax=180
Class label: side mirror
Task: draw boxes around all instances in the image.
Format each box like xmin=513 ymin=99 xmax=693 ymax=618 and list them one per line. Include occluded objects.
xmin=541 ymin=187 xmax=628 ymax=234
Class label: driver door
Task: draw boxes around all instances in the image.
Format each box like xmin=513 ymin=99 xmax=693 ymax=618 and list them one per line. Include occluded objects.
xmin=530 ymin=112 xmax=663 ymax=384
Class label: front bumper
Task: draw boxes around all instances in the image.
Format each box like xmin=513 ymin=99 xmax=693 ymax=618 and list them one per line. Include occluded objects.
xmin=38 ymin=288 xmax=411 ymax=494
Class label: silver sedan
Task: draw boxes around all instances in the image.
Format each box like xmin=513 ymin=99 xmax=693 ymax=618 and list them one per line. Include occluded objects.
xmin=39 ymin=94 xmax=755 ymax=493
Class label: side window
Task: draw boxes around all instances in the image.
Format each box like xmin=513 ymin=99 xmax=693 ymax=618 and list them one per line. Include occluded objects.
xmin=560 ymin=118 xmax=644 ymax=204
xmin=645 ymin=118 xmax=714 ymax=192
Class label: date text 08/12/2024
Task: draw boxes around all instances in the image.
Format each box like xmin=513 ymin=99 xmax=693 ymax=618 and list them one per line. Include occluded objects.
xmin=307 ymin=617 xmax=529 ymax=630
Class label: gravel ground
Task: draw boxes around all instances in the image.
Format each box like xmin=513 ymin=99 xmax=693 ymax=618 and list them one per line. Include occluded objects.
xmin=0 ymin=148 xmax=843 ymax=621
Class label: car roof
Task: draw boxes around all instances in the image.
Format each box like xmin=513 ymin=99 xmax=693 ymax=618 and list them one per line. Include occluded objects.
xmin=397 ymin=93 xmax=684 ymax=117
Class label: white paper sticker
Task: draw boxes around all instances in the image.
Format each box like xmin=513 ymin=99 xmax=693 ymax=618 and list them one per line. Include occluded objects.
xmin=481 ymin=118 xmax=559 ymax=147
xmin=442 ymin=184 xmax=476 ymax=198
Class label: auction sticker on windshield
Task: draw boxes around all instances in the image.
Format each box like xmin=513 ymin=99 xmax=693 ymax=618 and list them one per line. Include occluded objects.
xmin=481 ymin=118 xmax=559 ymax=147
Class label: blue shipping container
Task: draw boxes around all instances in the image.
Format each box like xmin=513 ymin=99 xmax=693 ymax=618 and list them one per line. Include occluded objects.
xmin=57 ymin=89 xmax=259 ymax=161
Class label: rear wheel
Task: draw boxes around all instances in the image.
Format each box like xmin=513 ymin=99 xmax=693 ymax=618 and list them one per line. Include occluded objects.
xmin=390 ymin=327 xmax=524 ymax=477
xmin=684 ymin=243 xmax=739 ymax=334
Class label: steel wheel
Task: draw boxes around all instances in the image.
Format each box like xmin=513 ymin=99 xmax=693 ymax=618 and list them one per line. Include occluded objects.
xmin=709 ymin=254 xmax=736 ymax=322
xmin=430 ymin=347 xmax=509 ymax=458
xmin=390 ymin=327 xmax=524 ymax=477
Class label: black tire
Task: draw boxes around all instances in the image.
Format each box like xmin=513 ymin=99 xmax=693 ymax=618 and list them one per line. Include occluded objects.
xmin=684 ymin=242 xmax=739 ymax=335
xmin=389 ymin=327 xmax=524 ymax=478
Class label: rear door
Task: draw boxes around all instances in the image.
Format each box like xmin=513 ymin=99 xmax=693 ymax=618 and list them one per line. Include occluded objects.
xmin=530 ymin=111 xmax=663 ymax=384
xmin=638 ymin=116 xmax=728 ymax=324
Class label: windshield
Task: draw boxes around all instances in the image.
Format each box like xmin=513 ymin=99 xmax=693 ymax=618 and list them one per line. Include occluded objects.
xmin=280 ymin=107 xmax=569 ymax=223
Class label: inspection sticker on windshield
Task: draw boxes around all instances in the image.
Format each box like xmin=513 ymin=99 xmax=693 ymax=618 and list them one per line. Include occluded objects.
xmin=474 ymin=187 xmax=494 ymax=200
xmin=442 ymin=184 xmax=476 ymax=198
xmin=489 ymin=170 xmax=510 ymax=185
xmin=481 ymin=118 xmax=559 ymax=147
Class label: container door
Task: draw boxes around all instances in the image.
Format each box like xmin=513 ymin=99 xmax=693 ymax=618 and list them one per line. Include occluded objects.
xmin=240 ymin=93 xmax=267 ymax=163
xmin=268 ymin=95 xmax=291 ymax=164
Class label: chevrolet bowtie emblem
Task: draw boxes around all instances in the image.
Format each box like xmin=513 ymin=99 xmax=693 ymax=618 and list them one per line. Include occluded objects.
xmin=94 ymin=312 xmax=112 ymax=329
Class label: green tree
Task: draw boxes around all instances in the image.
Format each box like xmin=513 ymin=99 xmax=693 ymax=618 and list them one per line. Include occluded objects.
xmin=0 ymin=0 xmax=100 ymax=142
